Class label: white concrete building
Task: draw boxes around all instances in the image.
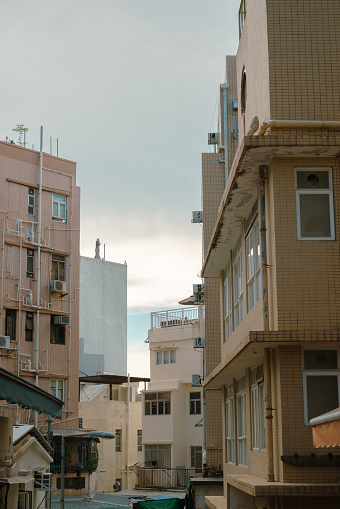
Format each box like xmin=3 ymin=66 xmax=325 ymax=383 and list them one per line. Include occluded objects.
xmin=139 ymin=306 xmax=204 ymax=488
xmin=79 ymin=245 xmax=127 ymax=376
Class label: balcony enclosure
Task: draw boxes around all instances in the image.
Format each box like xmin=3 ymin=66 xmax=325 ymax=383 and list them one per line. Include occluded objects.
xmin=151 ymin=307 xmax=199 ymax=329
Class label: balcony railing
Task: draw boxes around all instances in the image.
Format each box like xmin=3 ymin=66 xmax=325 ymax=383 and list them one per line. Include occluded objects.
xmin=134 ymin=467 xmax=203 ymax=488
xmin=151 ymin=307 xmax=199 ymax=330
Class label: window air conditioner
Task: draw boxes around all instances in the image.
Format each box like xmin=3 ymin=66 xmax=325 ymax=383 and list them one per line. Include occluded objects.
xmin=51 ymin=280 xmax=66 ymax=293
xmin=193 ymin=337 xmax=205 ymax=348
xmin=0 ymin=336 xmax=11 ymax=349
xmin=208 ymin=133 xmax=219 ymax=145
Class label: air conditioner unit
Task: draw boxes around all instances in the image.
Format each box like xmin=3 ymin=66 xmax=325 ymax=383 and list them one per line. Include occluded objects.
xmin=0 ymin=336 xmax=11 ymax=349
xmin=193 ymin=337 xmax=205 ymax=348
xmin=208 ymin=132 xmax=219 ymax=145
xmin=192 ymin=374 xmax=201 ymax=387
xmin=54 ymin=316 xmax=69 ymax=325
xmin=51 ymin=280 xmax=66 ymax=293
xmin=34 ymin=472 xmax=52 ymax=491
xmin=192 ymin=211 xmax=203 ymax=224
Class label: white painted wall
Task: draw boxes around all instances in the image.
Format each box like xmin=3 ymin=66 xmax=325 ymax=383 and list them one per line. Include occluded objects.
xmin=79 ymin=256 xmax=127 ymax=376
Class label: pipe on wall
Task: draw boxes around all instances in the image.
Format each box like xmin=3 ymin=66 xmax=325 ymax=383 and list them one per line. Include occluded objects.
xmin=259 ymin=165 xmax=269 ymax=331
xmin=258 ymin=119 xmax=340 ymax=136
xmin=264 ymin=348 xmax=274 ymax=482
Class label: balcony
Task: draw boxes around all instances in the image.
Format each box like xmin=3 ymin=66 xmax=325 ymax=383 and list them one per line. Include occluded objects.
xmin=151 ymin=307 xmax=199 ymax=330
xmin=134 ymin=467 xmax=203 ymax=489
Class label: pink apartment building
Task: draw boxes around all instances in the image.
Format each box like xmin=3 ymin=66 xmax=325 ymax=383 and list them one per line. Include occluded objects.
xmin=0 ymin=138 xmax=80 ymax=429
xmin=201 ymin=1 xmax=340 ymax=508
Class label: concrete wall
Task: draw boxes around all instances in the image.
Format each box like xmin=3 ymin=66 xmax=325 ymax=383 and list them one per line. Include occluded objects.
xmin=79 ymin=256 xmax=127 ymax=376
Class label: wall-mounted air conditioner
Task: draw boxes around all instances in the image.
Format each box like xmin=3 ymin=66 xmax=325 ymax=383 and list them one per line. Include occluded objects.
xmin=0 ymin=336 xmax=11 ymax=349
xmin=208 ymin=133 xmax=219 ymax=145
xmin=193 ymin=337 xmax=205 ymax=348
xmin=51 ymin=280 xmax=66 ymax=293
xmin=34 ymin=472 xmax=52 ymax=491
xmin=192 ymin=374 xmax=201 ymax=387
xmin=54 ymin=316 xmax=69 ymax=325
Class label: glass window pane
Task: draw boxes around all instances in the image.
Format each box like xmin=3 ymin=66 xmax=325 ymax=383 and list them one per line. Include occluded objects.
xmin=170 ymin=350 xmax=176 ymax=363
xmin=306 ymin=375 xmax=338 ymax=421
xmin=156 ymin=351 xmax=162 ymax=364
xmin=304 ymin=350 xmax=337 ymax=370
xmin=53 ymin=202 xmax=59 ymax=217
xmin=163 ymin=351 xmax=169 ymax=364
xmin=297 ymin=170 xmax=329 ymax=189
xmin=60 ymin=203 xmax=66 ymax=218
xmin=299 ymin=194 xmax=331 ymax=238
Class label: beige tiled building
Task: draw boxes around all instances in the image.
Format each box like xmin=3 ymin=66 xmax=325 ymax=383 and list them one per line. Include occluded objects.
xmin=0 ymin=138 xmax=80 ymax=429
xmin=201 ymin=1 xmax=340 ymax=508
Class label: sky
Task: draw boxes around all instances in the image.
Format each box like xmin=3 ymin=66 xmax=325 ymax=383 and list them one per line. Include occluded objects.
xmin=0 ymin=0 xmax=240 ymax=377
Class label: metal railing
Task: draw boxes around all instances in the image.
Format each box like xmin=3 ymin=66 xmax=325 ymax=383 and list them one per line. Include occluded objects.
xmin=134 ymin=467 xmax=203 ymax=488
xmin=151 ymin=307 xmax=199 ymax=329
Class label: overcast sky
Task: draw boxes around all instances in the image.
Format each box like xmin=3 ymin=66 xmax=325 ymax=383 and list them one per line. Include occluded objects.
xmin=1 ymin=0 xmax=240 ymax=377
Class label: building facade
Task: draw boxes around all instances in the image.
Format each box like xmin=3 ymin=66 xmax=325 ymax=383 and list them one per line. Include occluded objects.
xmin=201 ymin=1 xmax=340 ymax=508
xmin=79 ymin=254 xmax=127 ymax=376
xmin=0 ymin=139 xmax=80 ymax=429
xmin=79 ymin=381 xmax=142 ymax=492
xmin=139 ymin=306 xmax=204 ymax=488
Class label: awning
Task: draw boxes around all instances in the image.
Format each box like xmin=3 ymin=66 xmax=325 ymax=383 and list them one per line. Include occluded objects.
xmin=1 ymin=476 xmax=34 ymax=484
xmin=0 ymin=367 xmax=63 ymax=418
xmin=310 ymin=408 xmax=340 ymax=448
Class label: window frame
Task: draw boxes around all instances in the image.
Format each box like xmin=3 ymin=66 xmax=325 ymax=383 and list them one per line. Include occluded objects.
xmin=5 ymin=309 xmax=16 ymax=341
xmin=190 ymin=445 xmax=202 ymax=471
xmin=223 ymin=262 xmax=232 ymax=341
xmin=115 ymin=429 xmax=122 ymax=452
xmin=232 ymin=240 xmax=243 ymax=330
xmin=225 ymin=385 xmax=235 ymax=464
xmin=144 ymin=392 xmax=171 ymax=416
xmin=49 ymin=379 xmax=65 ymax=401
xmin=251 ymin=381 xmax=265 ymax=451
xmin=25 ymin=312 xmax=34 ymax=342
xmin=27 ymin=249 xmax=34 ymax=279
xmin=50 ymin=316 xmax=66 ymax=345
xmin=145 ymin=444 xmax=171 ymax=469
xmin=189 ymin=392 xmax=201 ymax=415
xmin=28 ymin=188 xmax=36 ymax=216
xmin=51 ymin=254 xmax=66 ymax=282
xmin=236 ymin=377 xmax=247 ymax=466
xmin=52 ymin=194 xmax=67 ymax=222
xmin=137 ymin=429 xmax=142 ymax=452
xmin=156 ymin=349 xmax=176 ymax=365
xmin=295 ymin=167 xmax=335 ymax=241
xmin=302 ymin=349 xmax=340 ymax=425
xmin=246 ymin=218 xmax=261 ymax=312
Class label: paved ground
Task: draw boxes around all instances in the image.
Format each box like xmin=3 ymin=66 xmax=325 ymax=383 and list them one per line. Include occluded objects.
xmin=51 ymin=488 xmax=186 ymax=509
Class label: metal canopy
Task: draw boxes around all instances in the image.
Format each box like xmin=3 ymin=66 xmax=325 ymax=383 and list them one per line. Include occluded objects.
xmin=0 ymin=367 xmax=63 ymax=418
xmin=79 ymin=374 xmax=150 ymax=384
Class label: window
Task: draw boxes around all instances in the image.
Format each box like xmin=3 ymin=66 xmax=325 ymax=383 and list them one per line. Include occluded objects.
xmin=156 ymin=350 xmax=176 ymax=365
xmin=190 ymin=446 xmax=202 ymax=472
xmin=251 ymin=364 xmax=265 ymax=450
xmin=240 ymin=66 xmax=247 ymax=112
xmin=145 ymin=392 xmax=171 ymax=415
xmin=246 ymin=219 xmax=261 ymax=311
xmin=115 ymin=429 xmax=122 ymax=452
xmin=25 ymin=313 xmax=34 ymax=342
xmin=145 ymin=444 xmax=171 ymax=468
xmin=303 ymin=350 xmax=340 ymax=424
xmin=50 ymin=379 xmax=64 ymax=401
xmin=18 ymin=492 xmax=32 ymax=509
xmin=189 ymin=392 xmax=201 ymax=415
xmin=233 ymin=239 xmax=243 ymax=329
xmin=295 ymin=168 xmax=335 ymax=240
xmin=28 ymin=188 xmax=36 ymax=216
xmin=50 ymin=316 xmax=66 ymax=345
xmin=5 ymin=309 xmax=16 ymax=341
xmin=225 ymin=385 xmax=235 ymax=464
xmin=51 ymin=254 xmax=65 ymax=281
xmin=137 ymin=429 xmax=142 ymax=452
xmin=236 ymin=376 xmax=247 ymax=465
xmin=52 ymin=194 xmax=67 ymax=222
xmin=27 ymin=249 xmax=34 ymax=279
xmin=224 ymin=262 xmax=232 ymax=341
xmin=239 ymin=0 xmax=247 ymax=38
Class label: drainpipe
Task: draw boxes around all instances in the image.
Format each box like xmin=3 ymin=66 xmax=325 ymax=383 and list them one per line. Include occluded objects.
xmin=258 ymin=120 xmax=340 ymax=136
xmin=259 ymin=165 xmax=269 ymax=331
xmin=126 ymin=373 xmax=130 ymax=489
xmin=264 ymin=348 xmax=274 ymax=481
xmin=35 ymin=126 xmax=43 ymax=426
